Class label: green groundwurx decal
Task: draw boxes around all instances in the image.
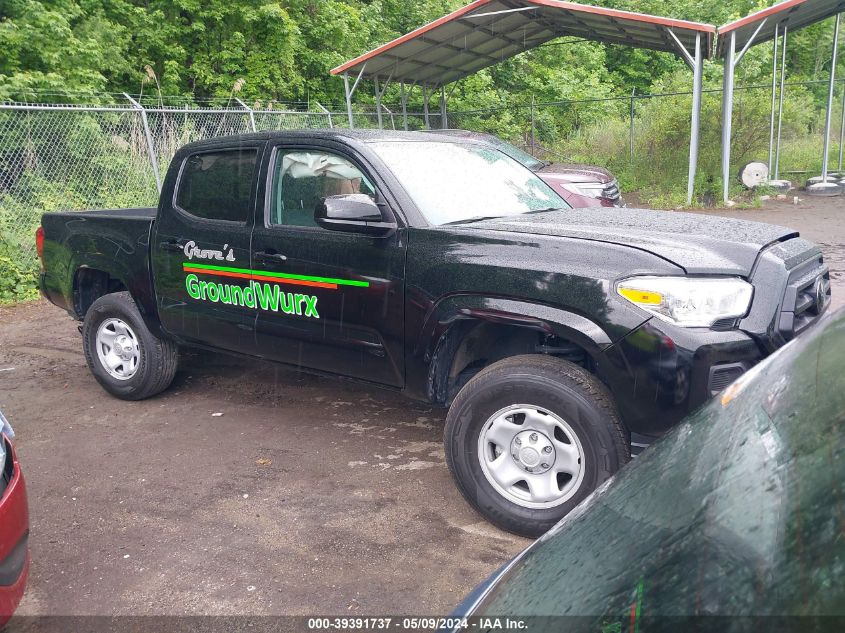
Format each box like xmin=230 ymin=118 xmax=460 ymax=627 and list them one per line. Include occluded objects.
xmin=185 ymin=274 xmax=319 ymax=318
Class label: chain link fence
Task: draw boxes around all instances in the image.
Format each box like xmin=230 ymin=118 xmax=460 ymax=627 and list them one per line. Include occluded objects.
xmin=2 ymin=81 xmax=843 ymax=276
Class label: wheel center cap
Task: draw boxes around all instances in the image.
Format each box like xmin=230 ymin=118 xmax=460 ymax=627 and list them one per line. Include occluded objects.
xmin=519 ymin=447 xmax=540 ymax=466
xmin=510 ymin=430 xmax=555 ymax=474
xmin=114 ymin=335 xmax=134 ymax=360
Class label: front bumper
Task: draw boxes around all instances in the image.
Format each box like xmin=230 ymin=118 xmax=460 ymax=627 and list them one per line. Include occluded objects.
xmin=600 ymin=320 xmax=765 ymax=438
xmin=0 ymin=437 xmax=29 ymax=626
xmin=599 ymin=237 xmax=830 ymax=441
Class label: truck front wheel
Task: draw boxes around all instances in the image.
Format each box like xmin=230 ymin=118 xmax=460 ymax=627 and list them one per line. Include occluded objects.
xmin=444 ymin=354 xmax=629 ymax=537
xmin=82 ymin=292 xmax=178 ymax=400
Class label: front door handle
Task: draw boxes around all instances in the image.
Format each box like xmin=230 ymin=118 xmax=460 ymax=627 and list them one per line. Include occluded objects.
xmin=159 ymin=240 xmax=186 ymax=252
xmin=255 ymin=251 xmax=287 ymax=263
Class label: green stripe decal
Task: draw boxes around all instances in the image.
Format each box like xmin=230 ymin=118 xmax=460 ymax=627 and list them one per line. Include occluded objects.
xmin=183 ymin=262 xmax=370 ymax=287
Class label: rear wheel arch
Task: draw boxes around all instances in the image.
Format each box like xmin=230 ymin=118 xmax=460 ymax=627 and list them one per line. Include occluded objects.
xmin=72 ymin=265 xmax=162 ymax=336
xmin=73 ymin=267 xmax=127 ymax=318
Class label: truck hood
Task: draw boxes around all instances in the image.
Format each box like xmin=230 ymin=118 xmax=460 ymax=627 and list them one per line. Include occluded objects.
xmin=473 ymin=208 xmax=798 ymax=275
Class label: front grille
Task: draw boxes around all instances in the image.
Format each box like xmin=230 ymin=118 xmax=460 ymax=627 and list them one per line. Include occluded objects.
xmin=778 ymin=255 xmax=830 ymax=340
xmin=602 ymin=179 xmax=621 ymax=202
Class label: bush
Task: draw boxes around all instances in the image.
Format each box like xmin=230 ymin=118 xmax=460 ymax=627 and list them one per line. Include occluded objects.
xmin=0 ymin=239 xmax=39 ymax=304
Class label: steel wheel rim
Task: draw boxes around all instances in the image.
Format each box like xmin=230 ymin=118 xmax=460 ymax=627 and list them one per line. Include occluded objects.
xmin=477 ymin=404 xmax=585 ymax=509
xmin=96 ymin=318 xmax=140 ymax=380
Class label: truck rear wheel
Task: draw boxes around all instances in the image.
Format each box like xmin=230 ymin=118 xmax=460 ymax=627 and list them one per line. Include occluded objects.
xmin=444 ymin=354 xmax=629 ymax=537
xmin=82 ymin=292 xmax=178 ymax=401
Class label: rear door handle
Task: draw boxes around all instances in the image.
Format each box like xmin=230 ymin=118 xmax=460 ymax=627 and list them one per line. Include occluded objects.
xmin=159 ymin=240 xmax=186 ymax=252
xmin=255 ymin=251 xmax=287 ymax=263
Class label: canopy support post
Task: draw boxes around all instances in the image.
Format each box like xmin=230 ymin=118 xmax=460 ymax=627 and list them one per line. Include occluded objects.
xmin=423 ymin=86 xmax=430 ymax=129
xmin=768 ymin=25 xmax=779 ymax=175
xmin=721 ymin=19 xmax=767 ymax=202
xmin=344 ymin=73 xmax=353 ymax=128
xmin=375 ymin=76 xmax=383 ymax=129
xmin=820 ymin=14 xmax=841 ymax=183
xmin=839 ymin=72 xmax=845 ymax=171
xmin=774 ymin=27 xmax=788 ymax=179
xmin=440 ymin=85 xmax=448 ymax=129
xmin=343 ymin=63 xmax=368 ymax=129
xmin=688 ymin=34 xmax=703 ymax=206
xmin=400 ymin=81 xmax=409 ymax=131
xmin=721 ymin=31 xmax=736 ymax=203
xmin=667 ymin=28 xmax=703 ymax=206
xmin=374 ymin=72 xmax=394 ymax=131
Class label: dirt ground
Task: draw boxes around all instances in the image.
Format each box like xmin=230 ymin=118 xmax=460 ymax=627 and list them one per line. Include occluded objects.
xmin=1 ymin=196 xmax=843 ymax=620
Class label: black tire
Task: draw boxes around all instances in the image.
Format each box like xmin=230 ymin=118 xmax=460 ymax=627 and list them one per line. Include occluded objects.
xmin=82 ymin=291 xmax=178 ymax=401
xmin=444 ymin=354 xmax=629 ymax=537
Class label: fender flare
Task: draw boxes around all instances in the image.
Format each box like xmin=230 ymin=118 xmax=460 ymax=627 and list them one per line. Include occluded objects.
xmin=69 ymin=253 xmax=162 ymax=336
xmin=419 ymin=295 xmax=613 ymax=402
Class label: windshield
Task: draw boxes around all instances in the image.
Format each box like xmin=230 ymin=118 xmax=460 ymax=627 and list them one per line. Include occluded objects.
xmin=479 ymin=134 xmax=547 ymax=170
xmin=370 ymin=141 xmax=567 ymax=226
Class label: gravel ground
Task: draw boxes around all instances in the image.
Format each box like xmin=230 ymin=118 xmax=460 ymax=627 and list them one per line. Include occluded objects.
xmin=1 ymin=196 xmax=843 ymax=621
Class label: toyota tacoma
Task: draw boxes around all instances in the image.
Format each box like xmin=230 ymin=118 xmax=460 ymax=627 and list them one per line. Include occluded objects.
xmin=37 ymin=130 xmax=831 ymax=536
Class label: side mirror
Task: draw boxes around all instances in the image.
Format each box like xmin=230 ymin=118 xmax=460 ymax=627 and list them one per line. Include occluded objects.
xmin=314 ymin=194 xmax=397 ymax=236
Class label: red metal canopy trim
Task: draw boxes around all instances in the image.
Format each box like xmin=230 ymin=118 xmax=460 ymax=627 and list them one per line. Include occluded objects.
xmin=719 ymin=0 xmax=806 ymax=34
xmin=330 ymin=0 xmax=716 ymax=77
xmin=331 ymin=0 xmax=497 ymax=76
xmin=527 ymin=0 xmax=715 ymax=32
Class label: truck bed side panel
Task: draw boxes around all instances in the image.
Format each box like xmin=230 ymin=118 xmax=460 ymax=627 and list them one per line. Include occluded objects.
xmin=40 ymin=208 xmax=158 ymax=325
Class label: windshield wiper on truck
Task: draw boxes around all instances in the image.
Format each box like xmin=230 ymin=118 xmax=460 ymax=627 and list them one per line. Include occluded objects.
xmin=525 ymin=206 xmax=568 ymax=214
xmin=441 ymin=215 xmax=506 ymax=226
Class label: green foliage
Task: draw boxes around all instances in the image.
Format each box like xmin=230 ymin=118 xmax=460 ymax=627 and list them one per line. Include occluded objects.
xmin=0 ymin=238 xmax=38 ymax=303
xmin=548 ymin=65 xmax=822 ymax=208
xmin=1 ymin=0 xmax=843 ymax=302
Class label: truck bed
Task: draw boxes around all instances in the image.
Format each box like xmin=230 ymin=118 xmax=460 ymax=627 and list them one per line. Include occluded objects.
xmin=39 ymin=207 xmax=158 ymax=318
xmin=66 ymin=207 xmax=157 ymax=220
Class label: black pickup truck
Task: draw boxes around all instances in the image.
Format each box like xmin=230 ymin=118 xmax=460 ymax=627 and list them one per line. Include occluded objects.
xmin=38 ymin=130 xmax=831 ymax=536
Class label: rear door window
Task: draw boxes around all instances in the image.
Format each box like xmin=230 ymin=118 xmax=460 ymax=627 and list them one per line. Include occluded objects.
xmin=175 ymin=149 xmax=258 ymax=222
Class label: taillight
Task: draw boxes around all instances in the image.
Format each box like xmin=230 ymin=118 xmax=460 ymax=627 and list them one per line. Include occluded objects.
xmin=35 ymin=226 xmax=45 ymax=266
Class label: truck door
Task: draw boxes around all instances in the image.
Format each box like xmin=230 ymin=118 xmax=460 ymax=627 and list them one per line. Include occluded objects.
xmin=250 ymin=143 xmax=405 ymax=387
xmin=151 ymin=142 xmax=263 ymax=354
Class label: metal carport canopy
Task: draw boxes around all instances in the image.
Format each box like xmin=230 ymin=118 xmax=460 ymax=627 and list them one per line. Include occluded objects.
xmin=717 ymin=0 xmax=845 ymax=201
xmin=331 ymin=0 xmax=715 ymax=86
xmin=331 ymin=0 xmax=715 ymax=205
xmin=717 ymin=0 xmax=845 ymax=55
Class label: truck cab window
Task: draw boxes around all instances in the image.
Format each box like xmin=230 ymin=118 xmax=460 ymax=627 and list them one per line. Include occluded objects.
xmin=270 ymin=151 xmax=375 ymax=227
xmin=175 ymin=149 xmax=258 ymax=222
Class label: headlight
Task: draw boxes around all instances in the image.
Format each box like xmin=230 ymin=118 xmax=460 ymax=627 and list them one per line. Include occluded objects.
xmin=617 ymin=276 xmax=753 ymax=327
xmin=0 ymin=411 xmax=14 ymax=440
xmin=560 ymin=182 xmax=606 ymax=199
xmin=0 ymin=411 xmax=11 ymax=467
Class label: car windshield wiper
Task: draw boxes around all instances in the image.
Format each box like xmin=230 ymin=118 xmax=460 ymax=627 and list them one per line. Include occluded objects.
xmin=524 ymin=206 xmax=567 ymax=214
xmin=440 ymin=215 xmax=506 ymax=226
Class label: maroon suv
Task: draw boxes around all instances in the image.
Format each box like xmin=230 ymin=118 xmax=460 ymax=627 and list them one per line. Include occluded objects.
xmin=428 ymin=129 xmax=621 ymax=208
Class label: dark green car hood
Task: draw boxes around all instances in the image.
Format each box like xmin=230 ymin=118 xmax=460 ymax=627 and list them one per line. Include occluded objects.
xmin=473 ymin=208 xmax=799 ymax=276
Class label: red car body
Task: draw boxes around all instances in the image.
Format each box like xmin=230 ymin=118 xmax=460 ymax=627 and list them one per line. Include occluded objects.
xmin=536 ymin=162 xmax=621 ymax=208
xmin=0 ymin=433 xmax=29 ymax=627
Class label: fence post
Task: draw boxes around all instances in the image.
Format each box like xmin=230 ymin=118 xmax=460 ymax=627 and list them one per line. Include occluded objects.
xmin=629 ymin=88 xmax=636 ymax=162
xmin=235 ymin=98 xmax=257 ymax=132
xmin=315 ymin=102 xmax=334 ymax=128
xmin=530 ymin=95 xmax=536 ymax=156
xmin=124 ymin=93 xmax=161 ymax=193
